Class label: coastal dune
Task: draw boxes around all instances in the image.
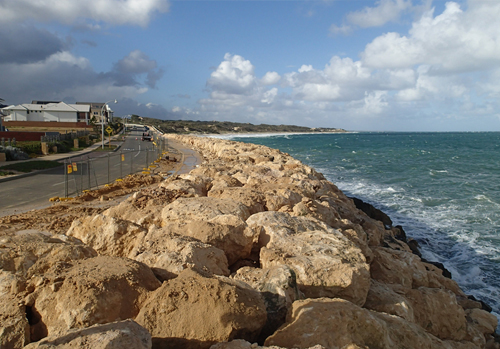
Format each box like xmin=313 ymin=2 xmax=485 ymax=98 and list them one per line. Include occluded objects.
xmin=1 ymin=134 xmax=498 ymax=348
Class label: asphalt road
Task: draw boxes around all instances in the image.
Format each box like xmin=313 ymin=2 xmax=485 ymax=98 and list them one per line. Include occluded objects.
xmin=0 ymin=129 xmax=161 ymax=216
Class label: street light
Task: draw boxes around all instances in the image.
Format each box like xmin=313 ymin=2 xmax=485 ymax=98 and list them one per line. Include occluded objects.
xmin=122 ymin=114 xmax=131 ymax=132
xmin=101 ymin=99 xmax=117 ymax=149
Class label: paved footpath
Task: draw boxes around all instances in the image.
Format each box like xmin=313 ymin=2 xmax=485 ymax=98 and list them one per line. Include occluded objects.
xmin=165 ymin=136 xmax=203 ymax=175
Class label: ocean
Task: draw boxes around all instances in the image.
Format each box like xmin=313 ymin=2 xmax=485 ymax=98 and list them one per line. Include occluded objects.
xmin=225 ymin=131 xmax=500 ymax=322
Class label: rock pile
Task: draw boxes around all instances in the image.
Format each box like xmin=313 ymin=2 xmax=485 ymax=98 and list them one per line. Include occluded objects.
xmin=1 ymin=135 xmax=498 ymax=349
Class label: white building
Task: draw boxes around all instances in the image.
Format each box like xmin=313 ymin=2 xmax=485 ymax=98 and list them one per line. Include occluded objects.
xmin=2 ymin=102 xmax=91 ymax=124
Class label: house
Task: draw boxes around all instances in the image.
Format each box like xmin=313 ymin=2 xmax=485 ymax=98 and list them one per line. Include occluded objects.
xmin=1 ymin=102 xmax=91 ymax=124
xmin=76 ymin=102 xmax=114 ymax=124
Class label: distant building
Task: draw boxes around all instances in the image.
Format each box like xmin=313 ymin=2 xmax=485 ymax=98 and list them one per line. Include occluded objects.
xmin=1 ymin=102 xmax=91 ymax=124
xmin=31 ymin=100 xmax=62 ymax=105
xmin=76 ymin=102 xmax=114 ymax=124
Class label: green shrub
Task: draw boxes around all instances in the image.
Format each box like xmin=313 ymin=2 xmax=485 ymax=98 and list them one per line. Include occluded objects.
xmin=17 ymin=141 xmax=42 ymax=155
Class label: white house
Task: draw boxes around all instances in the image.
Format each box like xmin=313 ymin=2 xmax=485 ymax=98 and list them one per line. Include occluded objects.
xmin=1 ymin=102 xmax=91 ymax=124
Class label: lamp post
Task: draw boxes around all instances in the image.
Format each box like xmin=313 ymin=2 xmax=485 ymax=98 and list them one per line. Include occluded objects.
xmin=101 ymin=100 xmax=117 ymax=149
xmin=122 ymin=114 xmax=131 ymax=132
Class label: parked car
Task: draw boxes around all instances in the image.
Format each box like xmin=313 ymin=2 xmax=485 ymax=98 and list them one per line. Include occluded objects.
xmin=141 ymin=132 xmax=152 ymax=141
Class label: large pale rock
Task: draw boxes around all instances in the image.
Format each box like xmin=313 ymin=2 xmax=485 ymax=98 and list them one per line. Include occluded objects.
xmin=261 ymin=187 xmax=302 ymax=212
xmin=128 ymin=227 xmax=229 ymax=280
xmin=26 ymin=256 xmax=160 ymax=341
xmin=135 ymin=269 xmax=267 ymax=349
xmin=319 ymin=195 xmax=386 ymax=247
xmin=66 ymin=214 xmax=147 ymax=258
xmin=370 ymin=247 xmax=429 ymax=289
xmin=161 ymin=197 xmax=251 ymax=224
xmin=247 ymin=212 xmax=370 ymax=306
xmin=265 ymin=298 xmax=462 ymax=349
xmin=210 ymin=339 xmax=326 ymax=349
xmin=163 ymin=215 xmax=257 ymax=266
xmin=0 ymin=271 xmax=29 ymax=349
xmin=103 ymin=199 xmax=163 ymax=227
xmin=0 ymin=230 xmax=96 ymax=278
xmin=292 ymin=197 xmax=341 ymax=227
xmin=232 ymin=265 xmax=302 ymax=340
xmin=210 ymin=175 xmax=243 ymax=191
xmin=160 ymin=177 xmax=206 ymax=197
xmin=23 ymin=320 xmax=151 ymax=349
xmin=404 ymin=287 xmax=467 ymax=341
xmin=465 ymin=308 xmax=498 ymax=335
xmin=363 ymin=280 xmax=415 ymax=322
xmin=208 ymin=187 xmax=267 ymax=215
xmin=103 ymin=186 xmax=191 ymax=227
xmin=424 ymin=261 xmax=465 ymax=296
xmin=0 ymin=295 xmax=30 ymax=349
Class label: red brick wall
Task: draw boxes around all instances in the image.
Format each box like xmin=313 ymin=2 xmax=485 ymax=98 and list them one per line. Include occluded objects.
xmin=0 ymin=131 xmax=46 ymax=141
xmin=3 ymin=121 xmax=92 ymax=129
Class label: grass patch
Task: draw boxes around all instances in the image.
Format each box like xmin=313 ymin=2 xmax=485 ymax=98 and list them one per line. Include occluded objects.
xmin=0 ymin=160 xmax=63 ymax=173
xmin=0 ymin=171 xmax=14 ymax=176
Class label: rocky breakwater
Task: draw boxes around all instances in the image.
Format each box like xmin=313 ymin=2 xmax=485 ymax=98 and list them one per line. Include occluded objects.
xmin=1 ymin=135 xmax=498 ymax=349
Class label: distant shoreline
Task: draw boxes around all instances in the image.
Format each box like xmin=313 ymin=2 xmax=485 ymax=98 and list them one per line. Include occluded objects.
xmin=199 ymin=130 xmax=353 ymax=139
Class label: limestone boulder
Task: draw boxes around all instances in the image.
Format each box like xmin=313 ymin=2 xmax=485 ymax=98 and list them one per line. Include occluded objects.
xmin=247 ymin=212 xmax=370 ymax=306
xmin=231 ymin=265 xmax=303 ymax=340
xmin=128 ymin=227 xmax=229 ymax=280
xmin=208 ymin=187 xmax=267 ymax=215
xmin=424 ymin=261 xmax=465 ymax=296
xmin=292 ymin=197 xmax=341 ymax=226
xmin=210 ymin=174 xmax=243 ymax=191
xmin=23 ymin=320 xmax=151 ymax=349
xmin=319 ymin=196 xmax=386 ymax=247
xmin=66 ymin=214 xmax=147 ymax=258
xmin=465 ymin=308 xmax=498 ymax=335
xmin=370 ymin=247 xmax=429 ymax=289
xmin=135 ymin=269 xmax=267 ymax=349
xmin=103 ymin=186 xmax=190 ymax=227
xmin=210 ymin=339 xmax=326 ymax=349
xmin=404 ymin=287 xmax=467 ymax=341
xmin=26 ymin=256 xmax=160 ymax=341
xmin=0 ymin=294 xmax=30 ymax=349
xmin=160 ymin=177 xmax=206 ymax=197
xmin=363 ymin=280 xmax=415 ymax=322
xmin=103 ymin=199 xmax=162 ymax=228
xmin=261 ymin=187 xmax=302 ymax=212
xmin=0 ymin=230 xmax=96 ymax=278
xmin=265 ymin=298 xmax=460 ymax=349
xmin=161 ymin=197 xmax=251 ymax=224
xmin=163 ymin=215 xmax=257 ymax=266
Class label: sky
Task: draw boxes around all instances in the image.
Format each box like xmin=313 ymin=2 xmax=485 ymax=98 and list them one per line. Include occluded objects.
xmin=1 ymin=0 xmax=500 ymax=132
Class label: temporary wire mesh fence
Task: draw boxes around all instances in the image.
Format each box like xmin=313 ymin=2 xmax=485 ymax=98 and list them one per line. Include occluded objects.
xmin=62 ymin=136 xmax=168 ymax=198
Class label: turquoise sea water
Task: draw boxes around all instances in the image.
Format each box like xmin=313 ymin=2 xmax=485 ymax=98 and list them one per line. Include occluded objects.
xmin=226 ymin=132 xmax=500 ymax=320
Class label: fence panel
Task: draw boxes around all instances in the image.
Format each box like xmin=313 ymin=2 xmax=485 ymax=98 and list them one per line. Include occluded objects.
xmin=63 ymin=141 xmax=165 ymax=197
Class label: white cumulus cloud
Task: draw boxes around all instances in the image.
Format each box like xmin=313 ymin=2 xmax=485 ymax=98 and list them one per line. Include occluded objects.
xmin=347 ymin=0 xmax=413 ymax=28
xmin=362 ymin=1 xmax=500 ymax=72
xmin=0 ymin=0 xmax=170 ymax=27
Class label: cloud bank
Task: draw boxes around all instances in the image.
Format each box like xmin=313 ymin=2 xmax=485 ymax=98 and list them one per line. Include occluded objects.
xmin=0 ymin=0 xmax=170 ymax=27
xmin=196 ymin=1 xmax=500 ymax=130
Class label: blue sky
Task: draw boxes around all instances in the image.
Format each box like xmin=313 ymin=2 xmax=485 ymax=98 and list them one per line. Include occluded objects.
xmin=1 ymin=0 xmax=500 ymax=131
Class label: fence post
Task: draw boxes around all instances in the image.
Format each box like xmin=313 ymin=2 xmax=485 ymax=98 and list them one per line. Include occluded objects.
xmin=87 ymin=158 xmax=91 ymax=190
xmin=120 ymin=151 xmax=123 ymax=179
xmin=107 ymin=153 xmax=110 ymax=185
xmin=80 ymin=157 xmax=83 ymax=194
xmin=64 ymin=159 xmax=68 ymax=198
